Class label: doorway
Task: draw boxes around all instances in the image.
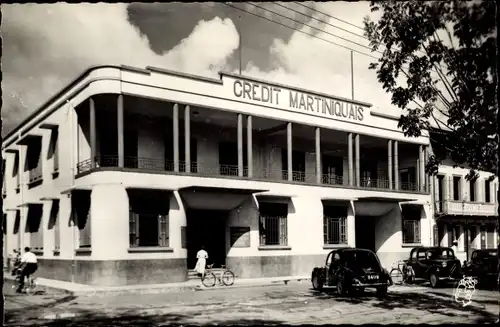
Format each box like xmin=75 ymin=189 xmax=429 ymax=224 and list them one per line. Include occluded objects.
xmin=186 ymin=209 xmax=227 ymax=269
xmin=355 ymin=215 xmax=376 ymax=252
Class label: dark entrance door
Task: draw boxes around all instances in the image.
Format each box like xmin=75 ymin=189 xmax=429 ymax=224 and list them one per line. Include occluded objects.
xmin=355 ymin=216 xmax=376 ymax=252
xmin=186 ymin=210 xmax=227 ymax=269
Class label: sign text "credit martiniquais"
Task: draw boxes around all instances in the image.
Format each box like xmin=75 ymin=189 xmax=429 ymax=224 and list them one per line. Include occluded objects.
xmin=233 ymin=80 xmax=365 ymax=121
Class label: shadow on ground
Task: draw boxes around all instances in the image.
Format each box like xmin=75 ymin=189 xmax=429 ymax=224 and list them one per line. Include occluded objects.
xmin=309 ymin=287 xmax=496 ymax=324
xmin=5 ymin=310 xmax=285 ymax=327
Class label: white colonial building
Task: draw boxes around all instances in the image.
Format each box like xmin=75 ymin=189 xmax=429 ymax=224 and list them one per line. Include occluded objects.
xmin=2 ymin=65 xmax=440 ymax=286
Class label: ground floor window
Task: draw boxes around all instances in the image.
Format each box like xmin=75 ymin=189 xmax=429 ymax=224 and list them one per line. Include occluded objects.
xmin=48 ymin=200 xmax=60 ymax=251
xmin=27 ymin=204 xmax=44 ymax=251
xmin=72 ymin=190 xmax=91 ymax=248
xmin=128 ymin=190 xmax=170 ymax=247
xmin=401 ymin=205 xmax=421 ymax=244
xmin=259 ymin=201 xmax=288 ymax=246
xmin=323 ymin=203 xmax=347 ymax=245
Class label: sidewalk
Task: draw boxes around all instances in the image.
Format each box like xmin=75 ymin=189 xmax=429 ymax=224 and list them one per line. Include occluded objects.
xmin=3 ymin=274 xmax=310 ymax=297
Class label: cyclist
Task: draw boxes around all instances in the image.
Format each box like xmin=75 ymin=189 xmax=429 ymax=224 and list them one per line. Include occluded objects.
xmin=16 ymin=247 xmax=38 ymax=293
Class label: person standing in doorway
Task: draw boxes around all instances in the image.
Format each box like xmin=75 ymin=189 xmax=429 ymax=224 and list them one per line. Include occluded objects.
xmin=194 ymin=246 xmax=208 ymax=279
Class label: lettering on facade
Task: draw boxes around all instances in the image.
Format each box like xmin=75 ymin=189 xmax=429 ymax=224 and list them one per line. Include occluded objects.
xmin=232 ymin=79 xmax=365 ymax=121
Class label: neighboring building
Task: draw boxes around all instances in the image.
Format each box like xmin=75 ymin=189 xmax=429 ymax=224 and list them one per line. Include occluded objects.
xmin=2 ymin=65 xmax=433 ymax=286
xmin=430 ymin=131 xmax=498 ymax=262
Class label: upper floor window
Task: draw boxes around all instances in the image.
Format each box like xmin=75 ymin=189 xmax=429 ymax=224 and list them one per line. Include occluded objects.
xmin=26 ymin=137 xmax=43 ymax=186
xmin=469 ymin=178 xmax=476 ymax=202
xmin=50 ymin=128 xmax=60 ymax=177
xmin=452 ymin=176 xmax=462 ymax=201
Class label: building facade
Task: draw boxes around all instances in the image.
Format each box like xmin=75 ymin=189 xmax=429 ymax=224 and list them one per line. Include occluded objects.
xmin=3 ymin=65 xmax=438 ymax=286
xmin=431 ymin=155 xmax=498 ymax=263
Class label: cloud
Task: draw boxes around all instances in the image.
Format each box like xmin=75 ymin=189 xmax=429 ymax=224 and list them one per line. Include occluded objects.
xmin=1 ymin=3 xmax=239 ymax=134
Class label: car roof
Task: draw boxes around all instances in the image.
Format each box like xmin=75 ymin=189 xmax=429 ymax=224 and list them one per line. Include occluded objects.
xmin=413 ymin=246 xmax=453 ymax=250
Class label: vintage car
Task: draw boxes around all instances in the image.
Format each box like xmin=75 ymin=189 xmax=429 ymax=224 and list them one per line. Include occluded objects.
xmin=405 ymin=246 xmax=462 ymax=288
xmin=311 ymin=248 xmax=391 ymax=297
xmin=462 ymin=249 xmax=497 ymax=285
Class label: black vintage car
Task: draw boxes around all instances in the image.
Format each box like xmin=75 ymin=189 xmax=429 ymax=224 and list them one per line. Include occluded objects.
xmin=405 ymin=246 xmax=462 ymax=288
xmin=462 ymin=249 xmax=497 ymax=285
xmin=311 ymin=248 xmax=391 ymax=297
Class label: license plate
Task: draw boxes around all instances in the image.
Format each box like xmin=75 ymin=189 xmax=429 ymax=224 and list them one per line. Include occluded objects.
xmin=367 ymin=275 xmax=379 ymax=280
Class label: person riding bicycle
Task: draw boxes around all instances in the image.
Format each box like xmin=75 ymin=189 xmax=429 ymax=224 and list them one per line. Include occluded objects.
xmin=16 ymin=247 xmax=38 ymax=293
xmin=10 ymin=249 xmax=21 ymax=276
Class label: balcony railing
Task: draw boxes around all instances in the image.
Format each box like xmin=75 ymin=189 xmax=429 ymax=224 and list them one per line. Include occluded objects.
xmin=76 ymin=155 xmax=421 ymax=192
xmin=436 ymin=200 xmax=498 ymax=216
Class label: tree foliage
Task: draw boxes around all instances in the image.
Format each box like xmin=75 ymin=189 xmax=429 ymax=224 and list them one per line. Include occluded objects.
xmin=363 ymin=0 xmax=497 ymax=180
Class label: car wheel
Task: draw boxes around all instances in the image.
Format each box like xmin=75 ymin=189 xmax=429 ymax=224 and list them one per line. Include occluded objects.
xmin=429 ymin=274 xmax=439 ymax=288
xmin=312 ymin=275 xmax=323 ymax=291
xmin=376 ymin=286 xmax=388 ymax=298
xmin=337 ymin=279 xmax=346 ymax=296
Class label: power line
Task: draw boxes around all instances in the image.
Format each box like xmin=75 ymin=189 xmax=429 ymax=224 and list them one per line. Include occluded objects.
xmin=293 ymin=2 xmax=366 ymax=31
xmin=246 ymin=2 xmax=381 ymax=55
xmin=221 ymin=2 xmax=379 ymax=59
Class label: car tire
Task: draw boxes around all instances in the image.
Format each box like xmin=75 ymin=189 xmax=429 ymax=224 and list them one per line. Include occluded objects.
xmin=312 ymin=274 xmax=323 ymax=291
xmin=337 ymin=279 xmax=346 ymax=296
xmin=429 ymin=273 xmax=439 ymax=288
xmin=376 ymin=286 xmax=388 ymax=298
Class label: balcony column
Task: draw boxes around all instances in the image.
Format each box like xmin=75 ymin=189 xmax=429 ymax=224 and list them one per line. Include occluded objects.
xmin=287 ymin=122 xmax=292 ymax=182
xmin=246 ymin=116 xmax=253 ymax=178
xmin=184 ymin=105 xmax=191 ymax=173
xmin=315 ymin=127 xmax=321 ymax=184
xmin=237 ymin=113 xmax=243 ymax=177
xmin=89 ymin=98 xmax=97 ymax=169
xmin=355 ymin=134 xmax=360 ymax=187
xmin=348 ymin=133 xmax=353 ymax=186
xmin=394 ymin=141 xmax=399 ymax=191
xmin=173 ymin=103 xmax=179 ymax=173
xmin=117 ymin=95 xmax=124 ymax=168
xmin=419 ymin=145 xmax=425 ymax=192
xmin=388 ymin=140 xmax=393 ymax=190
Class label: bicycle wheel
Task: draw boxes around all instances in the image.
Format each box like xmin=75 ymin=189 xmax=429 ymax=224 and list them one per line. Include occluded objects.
xmin=202 ymin=272 xmax=216 ymax=287
xmin=26 ymin=279 xmax=37 ymax=295
xmin=221 ymin=270 xmax=235 ymax=286
xmin=390 ymin=268 xmax=403 ymax=285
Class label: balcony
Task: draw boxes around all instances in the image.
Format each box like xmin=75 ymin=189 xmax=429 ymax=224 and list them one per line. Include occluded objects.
xmin=28 ymin=165 xmax=43 ymax=185
xmin=77 ymin=155 xmax=421 ymax=193
xmin=436 ymin=200 xmax=498 ymax=217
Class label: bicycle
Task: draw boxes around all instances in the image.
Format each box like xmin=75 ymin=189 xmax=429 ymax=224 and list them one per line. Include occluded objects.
xmin=389 ymin=260 xmax=414 ymax=285
xmin=201 ymin=264 xmax=235 ymax=287
xmin=12 ymin=272 xmax=38 ymax=295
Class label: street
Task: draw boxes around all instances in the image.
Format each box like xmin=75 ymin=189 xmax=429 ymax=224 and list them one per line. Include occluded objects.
xmin=4 ymin=280 xmax=498 ymax=326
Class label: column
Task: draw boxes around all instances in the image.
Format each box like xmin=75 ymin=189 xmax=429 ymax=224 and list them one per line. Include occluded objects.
xmin=89 ymin=98 xmax=97 ymax=169
xmin=425 ymin=146 xmax=430 ymax=193
xmin=287 ymin=122 xmax=292 ymax=182
xmin=348 ymin=133 xmax=353 ymax=186
xmin=237 ymin=113 xmax=243 ymax=177
xmin=184 ymin=105 xmax=191 ymax=173
xmin=246 ymin=116 xmax=253 ymax=178
xmin=419 ymin=145 xmax=425 ymax=192
xmin=117 ymin=95 xmax=124 ymax=168
xmin=315 ymin=127 xmax=321 ymax=184
xmin=388 ymin=140 xmax=393 ymax=190
xmin=173 ymin=104 xmax=179 ymax=172
xmin=394 ymin=141 xmax=399 ymax=190
xmin=355 ymin=134 xmax=360 ymax=187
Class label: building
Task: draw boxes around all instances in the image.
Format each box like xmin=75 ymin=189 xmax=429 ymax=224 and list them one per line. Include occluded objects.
xmin=430 ymin=131 xmax=498 ymax=262
xmin=2 ymin=65 xmax=434 ymax=286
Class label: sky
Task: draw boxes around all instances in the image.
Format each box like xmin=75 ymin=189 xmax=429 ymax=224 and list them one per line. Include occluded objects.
xmin=1 ymin=2 xmax=397 ymax=136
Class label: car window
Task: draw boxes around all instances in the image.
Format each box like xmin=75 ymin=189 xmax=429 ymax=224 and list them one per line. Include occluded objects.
xmin=326 ymin=252 xmax=334 ymax=265
xmin=427 ymin=248 xmax=455 ymax=259
xmin=417 ymin=250 xmax=426 ymax=259
xmin=342 ymin=250 xmax=381 ymax=272
xmin=471 ymin=252 xmax=477 ymax=260
xmin=334 ymin=253 xmax=341 ymax=261
xmin=410 ymin=249 xmax=418 ymax=260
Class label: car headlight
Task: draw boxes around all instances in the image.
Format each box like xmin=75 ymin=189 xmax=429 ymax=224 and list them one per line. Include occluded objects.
xmin=353 ymin=278 xmax=360 ymax=284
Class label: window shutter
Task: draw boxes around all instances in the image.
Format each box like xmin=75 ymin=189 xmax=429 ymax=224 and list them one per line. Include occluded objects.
xmin=279 ymin=216 xmax=287 ymax=246
xmin=129 ymin=212 xmax=137 ymax=246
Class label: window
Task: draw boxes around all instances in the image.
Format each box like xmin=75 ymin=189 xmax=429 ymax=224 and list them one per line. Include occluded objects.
xmin=259 ymin=202 xmax=288 ymax=246
xmin=51 ymin=129 xmax=60 ymax=176
xmin=452 ymin=176 xmax=462 ymax=201
xmin=402 ymin=205 xmax=421 ymax=244
xmin=48 ymin=200 xmax=60 ymax=251
xmin=323 ymin=203 xmax=347 ymax=245
xmin=485 ymin=179 xmax=491 ymax=203
xmin=27 ymin=204 xmax=44 ymax=251
xmin=2 ymin=159 xmax=6 ymax=199
xmin=72 ymin=191 xmax=91 ymax=248
xmin=27 ymin=138 xmax=43 ymax=185
xmin=128 ymin=190 xmax=170 ymax=247
xmin=13 ymin=153 xmax=20 ymax=193
xmin=281 ymin=149 xmax=306 ymax=182
xmin=469 ymin=178 xmax=476 ymax=202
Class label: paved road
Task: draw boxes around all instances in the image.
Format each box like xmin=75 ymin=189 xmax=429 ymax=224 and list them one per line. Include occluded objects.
xmin=4 ymin=280 xmax=498 ymax=326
